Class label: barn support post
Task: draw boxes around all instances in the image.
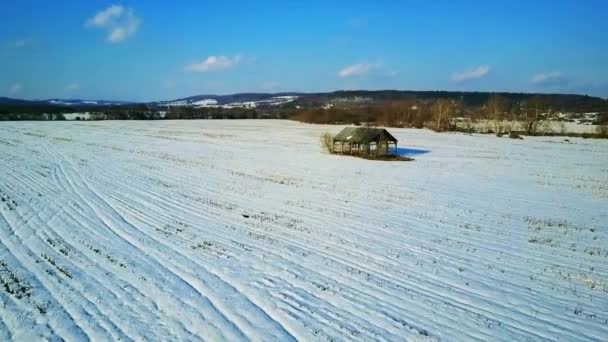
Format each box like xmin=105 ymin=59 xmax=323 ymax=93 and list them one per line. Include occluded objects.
xmin=349 ymin=142 xmax=353 ymax=154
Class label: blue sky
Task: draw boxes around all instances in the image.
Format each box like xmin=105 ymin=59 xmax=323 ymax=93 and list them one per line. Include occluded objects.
xmin=1 ymin=0 xmax=607 ymax=101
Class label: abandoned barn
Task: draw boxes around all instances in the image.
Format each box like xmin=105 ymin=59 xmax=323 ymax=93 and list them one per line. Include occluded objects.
xmin=333 ymin=127 xmax=398 ymax=156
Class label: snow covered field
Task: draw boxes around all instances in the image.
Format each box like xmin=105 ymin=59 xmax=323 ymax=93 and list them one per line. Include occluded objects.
xmin=0 ymin=120 xmax=607 ymax=341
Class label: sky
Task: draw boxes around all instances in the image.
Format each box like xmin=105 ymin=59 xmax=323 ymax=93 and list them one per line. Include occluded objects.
xmin=1 ymin=0 xmax=607 ymax=101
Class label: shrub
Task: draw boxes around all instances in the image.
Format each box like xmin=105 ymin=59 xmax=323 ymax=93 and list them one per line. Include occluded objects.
xmin=509 ymin=131 xmax=523 ymax=139
xmin=320 ymin=132 xmax=334 ymax=153
xmin=596 ymin=125 xmax=608 ymax=138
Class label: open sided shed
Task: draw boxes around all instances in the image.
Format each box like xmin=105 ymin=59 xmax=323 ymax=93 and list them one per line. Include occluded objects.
xmin=333 ymin=127 xmax=398 ymax=156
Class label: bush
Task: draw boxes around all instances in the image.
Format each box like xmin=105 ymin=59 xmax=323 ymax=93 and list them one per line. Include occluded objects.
xmin=509 ymin=131 xmax=523 ymax=139
xmin=596 ymin=125 xmax=608 ymax=138
xmin=320 ymin=132 xmax=334 ymax=153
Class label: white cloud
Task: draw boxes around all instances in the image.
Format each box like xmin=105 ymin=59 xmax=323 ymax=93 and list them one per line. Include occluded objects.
xmin=65 ymin=83 xmax=81 ymax=92
xmin=531 ymin=71 xmax=564 ymax=85
xmin=8 ymin=83 xmax=22 ymax=96
xmin=87 ymin=5 xmax=124 ymax=26
xmin=86 ymin=5 xmax=140 ymax=43
xmin=184 ymin=55 xmax=242 ymax=73
xmin=338 ymin=63 xmax=378 ymax=78
xmin=452 ymin=65 xmax=491 ymax=82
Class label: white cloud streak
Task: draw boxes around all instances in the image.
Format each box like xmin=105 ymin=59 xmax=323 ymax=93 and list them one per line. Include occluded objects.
xmin=337 ymin=63 xmax=378 ymax=78
xmin=86 ymin=5 xmax=140 ymax=43
xmin=452 ymin=65 xmax=491 ymax=82
xmin=184 ymin=55 xmax=243 ymax=73
xmin=531 ymin=71 xmax=564 ymax=85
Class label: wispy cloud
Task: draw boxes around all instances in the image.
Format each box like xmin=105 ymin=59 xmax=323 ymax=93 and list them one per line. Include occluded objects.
xmin=65 ymin=83 xmax=81 ymax=92
xmin=86 ymin=5 xmax=140 ymax=43
xmin=184 ymin=55 xmax=242 ymax=73
xmin=8 ymin=83 xmax=22 ymax=96
xmin=452 ymin=65 xmax=491 ymax=82
xmin=338 ymin=63 xmax=379 ymax=78
xmin=531 ymin=71 xmax=565 ymax=85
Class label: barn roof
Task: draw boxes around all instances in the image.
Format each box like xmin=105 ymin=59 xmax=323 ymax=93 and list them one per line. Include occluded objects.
xmin=333 ymin=127 xmax=398 ymax=144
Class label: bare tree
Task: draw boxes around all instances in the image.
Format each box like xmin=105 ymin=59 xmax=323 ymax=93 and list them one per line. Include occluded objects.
xmin=558 ymin=121 xmax=567 ymax=135
xmin=320 ymin=132 xmax=334 ymax=153
xmin=486 ymin=95 xmax=510 ymax=135
xmin=378 ymin=102 xmax=399 ymax=127
xmin=462 ymin=117 xmax=474 ymax=134
xmin=597 ymin=125 xmax=608 ymax=138
xmin=524 ymin=96 xmax=545 ymax=135
xmin=414 ymin=102 xmax=432 ymax=128
xmin=431 ymin=99 xmax=454 ymax=132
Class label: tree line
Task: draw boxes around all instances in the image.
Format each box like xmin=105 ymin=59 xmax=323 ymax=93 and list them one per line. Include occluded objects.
xmin=286 ymin=95 xmax=608 ymax=136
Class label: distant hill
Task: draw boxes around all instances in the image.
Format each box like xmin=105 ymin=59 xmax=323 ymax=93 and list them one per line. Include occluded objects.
xmin=163 ymin=90 xmax=608 ymax=112
xmin=2 ymin=90 xmax=607 ymax=114
xmin=295 ymin=90 xmax=608 ymax=112
xmin=0 ymin=97 xmax=38 ymax=105
xmin=0 ymin=97 xmax=132 ymax=108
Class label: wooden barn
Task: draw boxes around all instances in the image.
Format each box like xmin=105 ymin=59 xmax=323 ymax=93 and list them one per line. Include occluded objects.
xmin=333 ymin=127 xmax=398 ymax=156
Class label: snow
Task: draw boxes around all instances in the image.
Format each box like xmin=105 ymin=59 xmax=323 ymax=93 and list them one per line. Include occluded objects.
xmin=163 ymin=100 xmax=190 ymax=106
xmin=62 ymin=113 xmax=91 ymax=120
xmin=48 ymin=100 xmax=75 ymax=106
xmin=0 ymin=120 xmax=607 ymax=341
xmin=192 ymin=99 xmax=218 ymax=106
xmin=463 ymin=120 xmax=600 ymax=134
xmin=162 ymin=96 xmax=298 ymax=109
